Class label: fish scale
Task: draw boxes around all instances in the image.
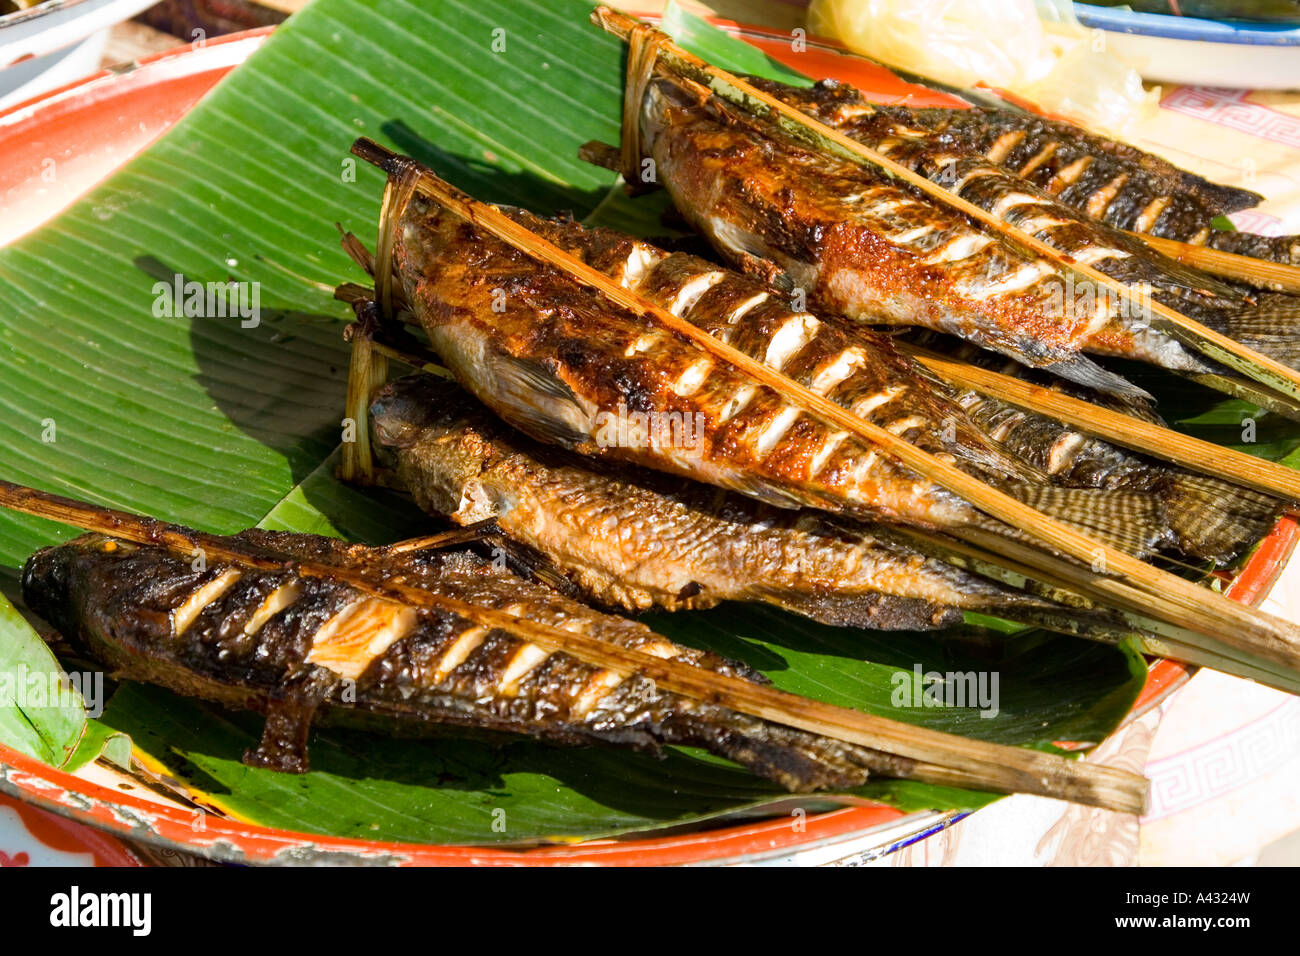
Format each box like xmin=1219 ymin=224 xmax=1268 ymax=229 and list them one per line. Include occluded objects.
xmin=369 ymin=372 xmax=1114 ymax=631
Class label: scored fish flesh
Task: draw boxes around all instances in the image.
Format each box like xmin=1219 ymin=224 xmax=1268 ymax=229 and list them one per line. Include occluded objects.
xmin=392 ymin=193 xmax=1171 ymax=555
xmin=22 ymin=529 xmax=917 ymax=791
xmin=857 ymin=93 xmax=1300 ymax=266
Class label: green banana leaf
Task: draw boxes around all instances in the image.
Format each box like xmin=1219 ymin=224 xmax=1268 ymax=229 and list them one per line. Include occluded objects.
xmin=0 ymin=0 xmax=1280 ymax=847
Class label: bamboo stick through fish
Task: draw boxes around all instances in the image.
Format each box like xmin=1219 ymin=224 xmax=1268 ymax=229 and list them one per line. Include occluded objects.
xmin=897 ymin=342 xmax=1300 ymax=502
xmin=349 ymin=137 xmax=1300 ymax=677
xmin=1133 ymin=232 xmax=1300 ymax=295
xmin=589 ymin=5 xmax=1300 ymax=408
xmin=0 ymin=480 xmax=1146 ymax=812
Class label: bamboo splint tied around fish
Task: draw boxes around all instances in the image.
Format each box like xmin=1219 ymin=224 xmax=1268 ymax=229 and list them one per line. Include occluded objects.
xmin=343 ymin=138 xmax=1300 ymax=691
xmin=0 ymin=481 xmax=1147 ymax=811
xmin=586 ymin=6 xmax=1300 ymax=417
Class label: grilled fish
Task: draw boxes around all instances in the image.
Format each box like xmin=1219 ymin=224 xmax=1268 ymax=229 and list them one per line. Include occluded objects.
xmin=640 ymin=78 xmax=1300 ymax=388
xmin=819 ymin=85 xmax=1300 ymax=267
xmin=393 ymin=193 xmax=1170 ymax=555
xmin=370 ymin=373 xmax=1090 ymax=628
xmin=22 ymin=530 xmax=917 ymax=791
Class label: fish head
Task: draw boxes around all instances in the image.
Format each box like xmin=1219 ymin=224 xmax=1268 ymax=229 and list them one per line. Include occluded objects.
xmin=393 ymin=197 xmax=604 ymax=452
xmin=21 ymin=534 xmax=147 ymax=655
xmin=370 ymin=376 xmax=509 ymax=522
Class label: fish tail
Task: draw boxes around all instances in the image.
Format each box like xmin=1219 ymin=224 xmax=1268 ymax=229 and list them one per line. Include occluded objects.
xmin=1216 ymin=293 xmax=1300 ymax=371
xmin=668 ymin=705 xmax=904 ymax=792
xmin=994 ymin=484 xmax=1172 ymax=558
xmin=1156 ymin=472 xmax=1280 ymax=564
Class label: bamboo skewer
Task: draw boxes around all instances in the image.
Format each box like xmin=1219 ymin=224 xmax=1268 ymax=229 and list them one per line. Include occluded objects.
xmin=1133 ymin=232 xmax=1300 ymax=295
xmin=897 ymin=342 xmax=1300 ymax=502
xmin=897 ymin=526 xmax=1300 ymax=696
xmin=589 ymin=6 xmax=1300 ymax=408
xmin=349 ymin=138 xmax=1300 ymax=676
xmin=0 ymin=480 xmax=1147 ymax=812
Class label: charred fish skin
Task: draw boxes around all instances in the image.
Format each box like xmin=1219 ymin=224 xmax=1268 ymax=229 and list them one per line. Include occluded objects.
xmin=903 ymin=333 xmax=1280 ymax=562
xmin=395 ymin=192 xmax=1177 ymax=556
xmin=927 ymin=104 xmax=1300 ymax=267
xmin=21 ymin=531 xmax=911 ymax=791
xmin=638 ymin=79 xmax=1157 ymax=399
xmin=876 ymin=95 xmax=1259 ymax=240
xmin=370 ymin=373 xmax=1066 ymax=630
xmin=395 ymin=191 xmax=1010 ymax=531
xmin=790 ymin=81 xmax=1300 ymax=267
xmin=748 ymin=83 xmax=1240 ymax=304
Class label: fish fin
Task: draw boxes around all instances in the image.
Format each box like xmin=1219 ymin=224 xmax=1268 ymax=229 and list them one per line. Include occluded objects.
xmin=1157 ymin=472 xmax=1280 ymax=564
xmin=1039 ymin=353 xmax=1154 ymax=406
xmin=997 ymin=484 xmax=1171 ymax=558
xmin=746 ymin=586 xmax=963 ymax=631
xmin=244 ymin=697 xmax=319 ymax=774
xmin=481 ymin=350 xmax=593 ymax=448
xmin=1216 ymin=294 xmax=1300 ymax=371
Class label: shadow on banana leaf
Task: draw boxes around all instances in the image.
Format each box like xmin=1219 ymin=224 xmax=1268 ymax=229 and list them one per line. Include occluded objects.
xmin=380 ymin=120 xmax=612 ymax=219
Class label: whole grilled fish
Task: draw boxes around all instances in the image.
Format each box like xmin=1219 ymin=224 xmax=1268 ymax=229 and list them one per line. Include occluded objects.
xmin=640 ymin=78 xmax=1300 ymax=389
xmin=393 ymin=192 xmax=1169 ymax=555
xmin=370 ymin=373 xmax=1092 ymax=629
xmin=22 ymin=530 xmax=917 ymax=791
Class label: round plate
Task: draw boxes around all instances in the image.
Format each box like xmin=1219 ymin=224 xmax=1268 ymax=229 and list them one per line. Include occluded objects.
xmin=1074 ymin=2 xmax=1300 ymax=87
xmin=0 ymin=20 xmax=1288 ymax=866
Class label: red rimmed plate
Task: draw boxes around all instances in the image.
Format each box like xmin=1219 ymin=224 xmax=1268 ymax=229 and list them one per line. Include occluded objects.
xmin=0 ymin=20 xmax=1291 ymax=867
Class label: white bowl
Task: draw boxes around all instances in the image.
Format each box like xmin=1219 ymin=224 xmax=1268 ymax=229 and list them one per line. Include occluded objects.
xmin=1073 ymin=2 xmax=1300 ymax=89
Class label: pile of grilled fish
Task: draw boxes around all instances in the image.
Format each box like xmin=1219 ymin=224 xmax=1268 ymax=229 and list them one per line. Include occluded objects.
xmin=16 ymin=41 xmax=1297 ymax=802
xmin=382 ymin=192 xmax=1278 ymax=573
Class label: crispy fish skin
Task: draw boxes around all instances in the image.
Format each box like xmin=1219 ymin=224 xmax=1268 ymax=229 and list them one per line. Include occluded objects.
xmin=918 ymin=104 xmax=1300 ymax=267
xmin=395 ymin=192 xmax=1005 ymax=530
xmin=394 ymin=194 xmax=1173 ymax=555
xmin=793 ymin=82 xmax=1300 ymax=266
xmin=640 ymin=80 xmax=1148 ymax=398
xmin=22 ymin=531 xmax=915 ymax=791
xmin=643 ymin=78 xmax=1300 ymax=382
xmin=370 ymin=374 xmax=1069 ymax=629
